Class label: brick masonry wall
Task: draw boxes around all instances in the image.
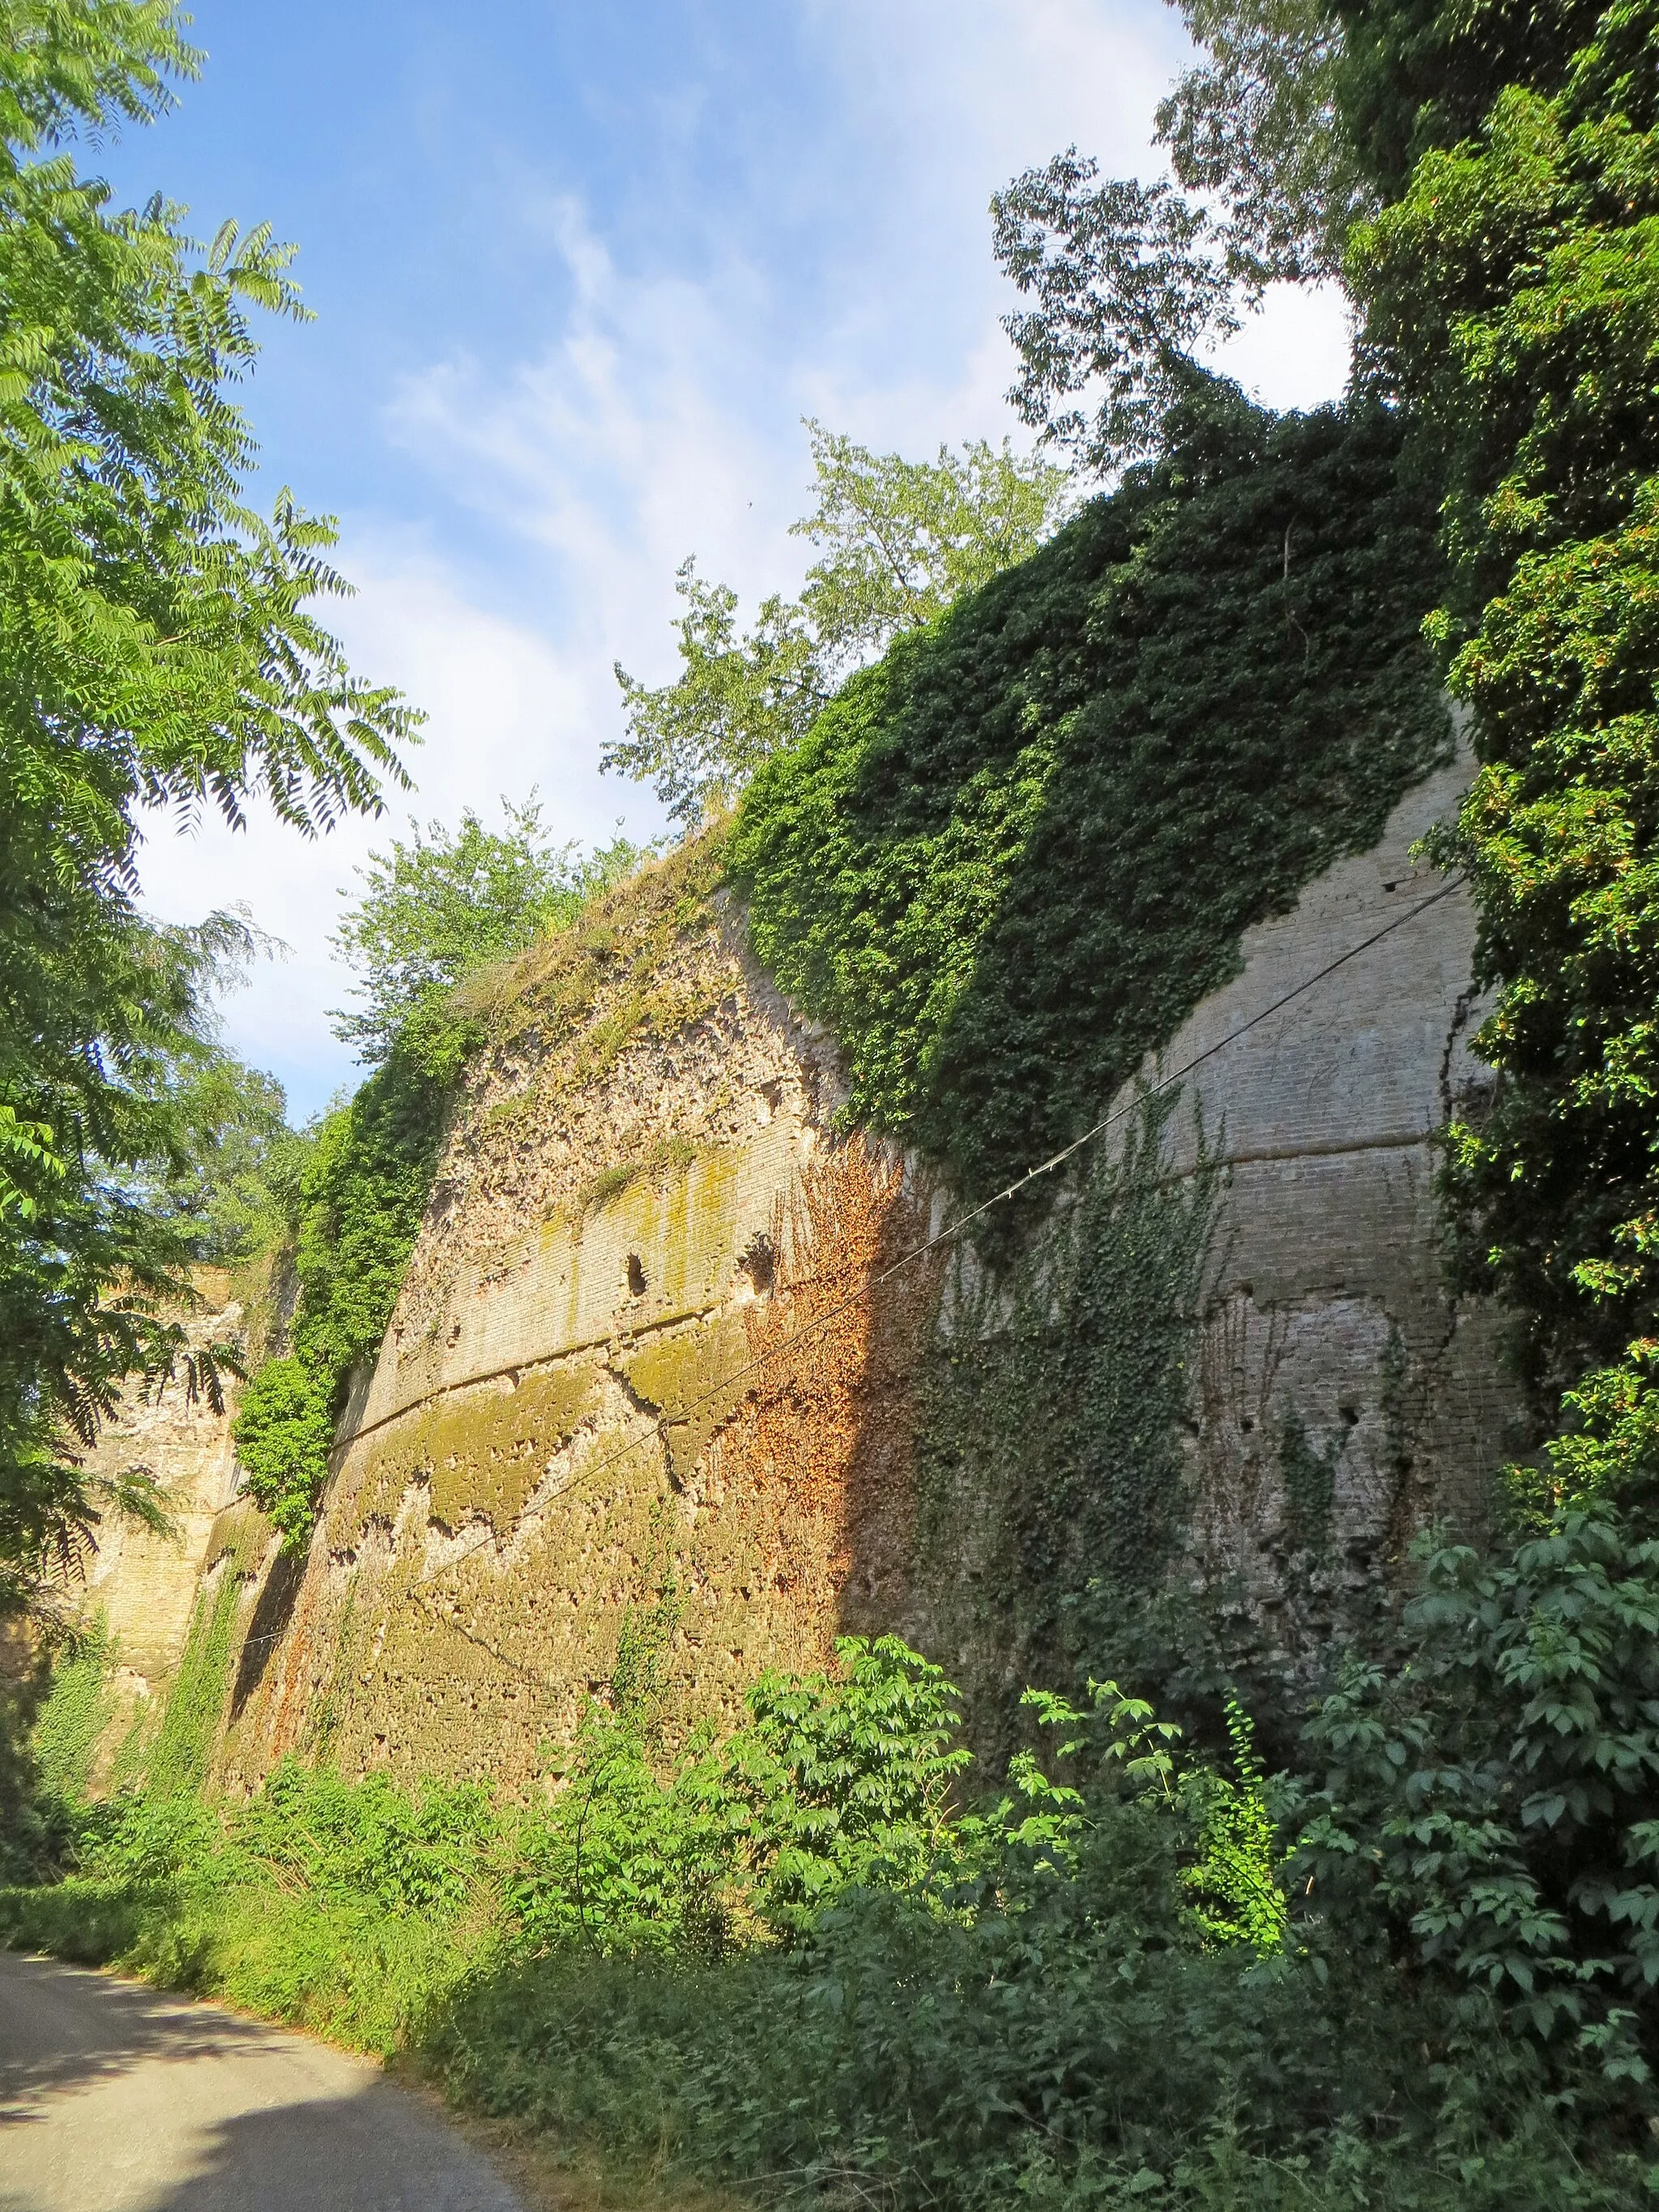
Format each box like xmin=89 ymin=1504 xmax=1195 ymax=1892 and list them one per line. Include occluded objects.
xmin=75 ymin=752 xmax=1517 ymax=1783
xmin=75 ymin=1280 xmax=245 ymax=1771
xmin=1158 ymin=744 xmax=1516 ymax=1626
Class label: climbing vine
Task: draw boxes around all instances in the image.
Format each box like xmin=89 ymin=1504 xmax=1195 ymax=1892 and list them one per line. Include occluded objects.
xmin=143 ymin=1571 xmax=243 ymax=1799
xmin=234 ymin=1042 xmax=453 ymax=1550
xmin=910 ymin=1093 xmax=1222 ymax=1731
xmin=31 ymin=1616 xmax=117 ymax=1805
xmin=730 ymin=386 xmax=1450 ymax=1209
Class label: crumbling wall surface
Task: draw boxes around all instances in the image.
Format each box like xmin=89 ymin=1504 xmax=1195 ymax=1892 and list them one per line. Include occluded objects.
xmin=75 ymin=1278 xmax=245 ymax=1744
xmin=1155 ymin=746 xmax=1513 ymax=1599
xmin=903 ymin=745 xmax=1520 ymax=1713
xmin=210 ymin=847 xmax=940 ymax=1794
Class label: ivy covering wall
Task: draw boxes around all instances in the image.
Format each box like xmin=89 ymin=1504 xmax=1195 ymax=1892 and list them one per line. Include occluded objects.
xmin=907 ymin=1094 xmax=1222 ymax=1741
xmin=232 ymin=1046 xmax=453 ymax=1549
xmin=729 ymin=386 xmax=1452 ymax=1209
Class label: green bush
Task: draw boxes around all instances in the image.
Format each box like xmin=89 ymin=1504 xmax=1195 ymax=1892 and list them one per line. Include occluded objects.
xmin=5 ymin=1608 xmax=1657 ymax=2201
xmin=1299 ymin=1507 xmax=1659 ymax=2078
xmin=232 ymin=1357 xmax=336 ymax=1547
xmin=510 ymin=1634 xmax=974 ymax=1956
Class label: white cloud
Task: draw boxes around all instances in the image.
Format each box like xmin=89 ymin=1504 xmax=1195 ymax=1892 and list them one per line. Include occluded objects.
xmin=138 ymin=0 xmax=1356 ymax=1123
xmin=384 ymin=208 xmax=807 ymax=679
xmin=135 ymin=542 xmax=665 ymax=1120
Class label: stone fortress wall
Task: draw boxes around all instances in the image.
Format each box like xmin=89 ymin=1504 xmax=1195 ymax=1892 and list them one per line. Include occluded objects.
xmin=72 ymin=746 xmax=1517 ymax=1787
xmin=73 ymin=1280 xmax=246 ymax=1774
xmin=1124 ymin=744 xmax=1512 ymax=1634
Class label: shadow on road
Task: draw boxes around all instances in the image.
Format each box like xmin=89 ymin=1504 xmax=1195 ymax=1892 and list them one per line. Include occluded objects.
xmin=0 ymin=1954 xmax=519 ymax=2211
xmin=0 ymin=1954 xmax=278 ymax=2119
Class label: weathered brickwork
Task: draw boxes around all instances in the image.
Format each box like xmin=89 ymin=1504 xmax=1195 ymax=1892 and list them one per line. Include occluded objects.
xmin=76 ymin=751 xmax=1516 ymax=1784
xmin=74 ymin=1278 xmax=247 ymax=1765
xmin=1154 ymin=747 xmax=1515 ymax=1614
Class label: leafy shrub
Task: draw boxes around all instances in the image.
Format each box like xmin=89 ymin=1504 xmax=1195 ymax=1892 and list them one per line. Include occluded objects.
xmin=233 ymin=1760 xmax=499 ymax=1917
xmin=512 ymin=1634 xmax=974 ymax=1956
xmin=231 ymin=1357 xmax=335 ymax=1546
xmin=1299 ymin=1507 xmax=1659 ymax=2082
xmin=6 ymin=1612 xmax=1658 ymax=2201
xmin=726 ymin=1635 xmax=971 ymax=1936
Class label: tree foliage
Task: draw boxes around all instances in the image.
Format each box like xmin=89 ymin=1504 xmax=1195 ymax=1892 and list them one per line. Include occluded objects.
xmin=0 ymin=0 xmax=412 ymax=1605
xmin=604 ymin=419 xmax=1068 ymax=825
xmin=329 ymin=799 xmax=641 ymax=1072
xmin=993 ymin=0 xmax=1366 ymax=473
xmin=1327 ymin=1 xmax=1659 ymax=1404
xmin=992 ymin=152 xmax=1240 ymax=473
xmin=1158 ymin=0 xmax=1372 ymax=284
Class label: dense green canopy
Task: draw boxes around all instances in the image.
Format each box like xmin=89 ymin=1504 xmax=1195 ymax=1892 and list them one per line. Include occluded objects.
xmin=0 ymin=1 xmax=412 ymax=1600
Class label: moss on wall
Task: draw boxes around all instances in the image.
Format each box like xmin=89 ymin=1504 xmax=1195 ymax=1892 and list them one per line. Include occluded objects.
xmin=209 ymin=1140 xmax=942 ymax=1792
xmin=905 ymin=1095 xmax=1221 ymax=1742
xmin=620 ymin=1315 xmax=749 ymax=1485
xmin=345 ymin=1364 xmax=604 ymax=1540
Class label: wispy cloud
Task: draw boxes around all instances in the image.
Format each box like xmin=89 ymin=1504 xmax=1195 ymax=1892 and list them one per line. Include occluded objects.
xmin=134 ymin=0 xmax=1354 ymax=1120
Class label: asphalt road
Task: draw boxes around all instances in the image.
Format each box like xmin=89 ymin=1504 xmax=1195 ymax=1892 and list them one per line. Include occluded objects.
xmin=0 ymin=1952 xmax=523 ymax=2212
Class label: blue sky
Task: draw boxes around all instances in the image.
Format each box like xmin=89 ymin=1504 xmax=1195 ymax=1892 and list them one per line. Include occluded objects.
xmin=109 ymin=1 xmax=1352 ymax=1119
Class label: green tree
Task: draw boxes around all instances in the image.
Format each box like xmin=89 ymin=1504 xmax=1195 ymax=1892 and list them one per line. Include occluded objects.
xmin=144 ymin=1051 xmax=292 ymax=1266
xmin=992 ymin=0 xmax=1371 ymax=475
xmin=0 ymin=1 xmax=413 ymax=1605
xmin=330 ymin=799 xmax=641 ymax=1072
xmin=1334 ymin=0 xmax=1659 ymax=1400
xmin=604 ymin=420 xmax=1068 ymax=825
xmin=791 ymin=419 xmax=1072 ymax=666
xmin=1156 ymin=0 xmax=1372 ymax=285
xmin=992 ymin=152 xmax=1239 ymax=474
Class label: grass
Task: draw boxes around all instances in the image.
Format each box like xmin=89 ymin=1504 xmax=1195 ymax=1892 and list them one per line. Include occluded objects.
xmin=568 ymin=1136 xmax=702 ymax=1225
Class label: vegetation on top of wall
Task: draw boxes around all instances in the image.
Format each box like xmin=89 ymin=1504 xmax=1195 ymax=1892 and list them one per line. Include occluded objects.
xmin=327 ymin=798 xmax=645 ymax=1072
xmin=728 ymin=383 xmax=1450 ymax=1211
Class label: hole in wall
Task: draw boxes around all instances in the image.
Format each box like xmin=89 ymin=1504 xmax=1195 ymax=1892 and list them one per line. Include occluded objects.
xmin=625 ymin=1252 xmax=647 ymax=1298
xmin=1340 ymin=1403 xmax=1361 ymax=1427
xmin=739 ymin=1233 xmax=776 ymax=1296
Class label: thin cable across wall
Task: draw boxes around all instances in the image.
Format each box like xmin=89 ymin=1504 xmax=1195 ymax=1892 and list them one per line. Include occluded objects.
xmin=392 ymin=872 xmax=1467 ymax=1604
